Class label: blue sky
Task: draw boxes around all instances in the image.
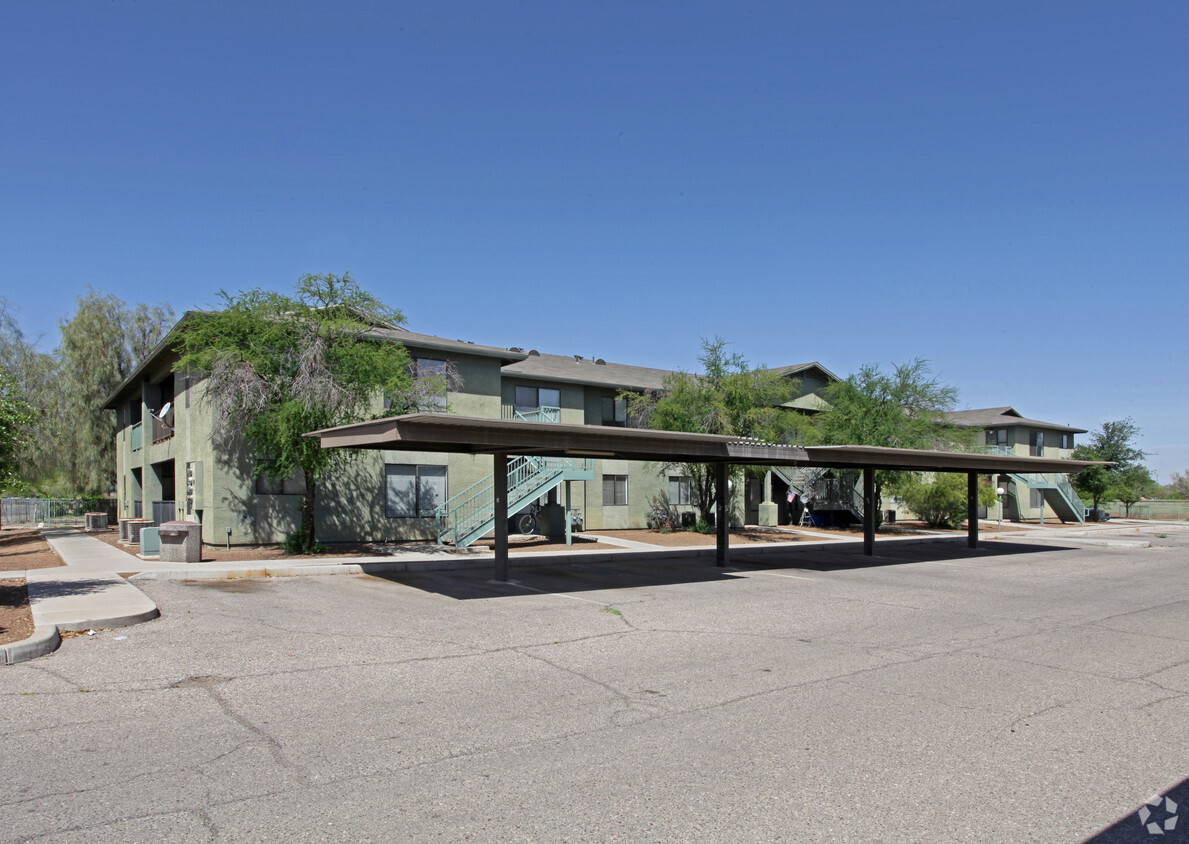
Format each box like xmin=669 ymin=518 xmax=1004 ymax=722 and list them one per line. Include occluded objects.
xmin=3 ymin=1 xmax=1186 ymax=479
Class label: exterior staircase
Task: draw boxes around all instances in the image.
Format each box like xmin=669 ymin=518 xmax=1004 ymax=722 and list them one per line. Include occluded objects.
xmin=435 ymin=405 xmax=593 ymax=548
xmin=774 ymin=466 xmax=864 ymax=523
xmin=435 ymin=456 xmax=593 ymax=548
xmin=986 ymin=446 xmax=1085 ymax=524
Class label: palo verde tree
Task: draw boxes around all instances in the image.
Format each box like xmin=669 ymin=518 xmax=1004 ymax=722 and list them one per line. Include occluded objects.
xmin=175 ymin=274 xmax=416 ymax=552
xmin=813 ymin=358 xmax=974 ymax=508
xmin=1072 ymin=418 xmax=1151 ymax=515
xmin=623 ymin=337 xmax=801 ymax=526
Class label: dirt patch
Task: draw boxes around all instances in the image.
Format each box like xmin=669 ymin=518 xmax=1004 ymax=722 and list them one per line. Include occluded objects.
xmin=0 ymin=526 xmax=66 ymax=572
xmin=0 ymin=579 xmax=35 ymax=647
xmin=87 ymin=527 xmax=383 ymax=563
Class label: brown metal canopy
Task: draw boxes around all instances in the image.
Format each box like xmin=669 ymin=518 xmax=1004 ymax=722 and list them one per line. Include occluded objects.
xmin=307 ymin=413 xmax=1100 ymax=475
xmin=306 ymin=414 xmax=1104 ymax=580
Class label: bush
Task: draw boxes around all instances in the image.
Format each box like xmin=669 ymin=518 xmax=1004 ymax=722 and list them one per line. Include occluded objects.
xmin=897 ymin=474 xmax=997 ymax=529
xmin=646 ymin=496 xmax=682 ymax=532
xmin=694 ymin=520 xmax=716 ymax=534
xmin=282 ymin=527 xmax=325 ymax=555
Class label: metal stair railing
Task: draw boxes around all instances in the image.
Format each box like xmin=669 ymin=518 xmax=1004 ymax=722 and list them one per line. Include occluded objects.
xmin=978 ymin=445 xmax=1084 ymax=524
xmin=435 ymin=455 xmax=593 ymax=548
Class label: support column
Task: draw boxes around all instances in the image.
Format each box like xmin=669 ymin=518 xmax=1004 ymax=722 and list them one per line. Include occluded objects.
xmin=716 ymin=462 xmax=730 ymax=567
xmin=564 ymin=482 xmax=573 ymax=546
xmin=863 ymin=467 xmax=876 ymax=556
xmin=493 ymin=452 xmax=509 ymax=581
xmin=967 ymin=471 xmax=979 ymax=550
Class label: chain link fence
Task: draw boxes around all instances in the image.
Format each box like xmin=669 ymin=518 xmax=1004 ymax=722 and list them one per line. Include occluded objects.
xmin=1105 ymin=499 xmax=1189 ymax=521
xmin=1 ymin=498 xmax=118 ymax=528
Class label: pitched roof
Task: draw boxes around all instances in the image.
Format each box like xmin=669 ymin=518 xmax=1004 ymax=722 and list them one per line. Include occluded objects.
xmin=502 ymin=351 xmax=672 ymax=391
xmin=946 ymin=407 xmax=1087 ymax=434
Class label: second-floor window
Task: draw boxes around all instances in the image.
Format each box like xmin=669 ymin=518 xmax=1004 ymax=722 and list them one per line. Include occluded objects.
xmin=602 ymin=396 xmax=627 ymax=427
xmin=1030 ymin=431 xmax=1045 ymax=457
xmin=515 ymin=386 xmax=560 ymax=419
xmin=1060 ymin=433 xmax=1073 ymax=449
xmin=985 ymin=429 xmax=1007 ymax=448
xmin=413 ymin=358 xmax=449 ymax=412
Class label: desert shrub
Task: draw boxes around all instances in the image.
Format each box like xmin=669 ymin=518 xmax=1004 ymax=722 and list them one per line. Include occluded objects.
xmin=898 ymin=474 xmax=997 ymax=529
xmin=282 ymin=527 xmax=325 ymax=555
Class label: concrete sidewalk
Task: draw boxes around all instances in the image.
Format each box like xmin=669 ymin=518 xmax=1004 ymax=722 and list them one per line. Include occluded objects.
xmin=2 ymin=528 xmax=160 ymax=665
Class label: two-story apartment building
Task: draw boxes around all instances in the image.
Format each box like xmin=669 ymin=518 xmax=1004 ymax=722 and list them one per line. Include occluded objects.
xmin=103 ymin=317 xmax=835 ymax=546
xmin=946 ymin=407 xmax=1087 ymax=522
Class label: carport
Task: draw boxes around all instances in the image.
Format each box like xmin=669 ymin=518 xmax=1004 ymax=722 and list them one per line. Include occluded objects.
xmin=308 ymin=414 xmax=1101 ymax=581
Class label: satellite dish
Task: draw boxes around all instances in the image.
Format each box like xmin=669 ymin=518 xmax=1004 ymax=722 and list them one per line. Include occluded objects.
xmin=158 ymin=401 xmax=172 ymax=418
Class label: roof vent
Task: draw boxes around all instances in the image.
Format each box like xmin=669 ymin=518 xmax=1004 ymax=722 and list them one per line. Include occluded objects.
xmin=528 ymin=349 xmax=540 ymax=356
xmin=595 ymin=358 xmax=606 ymax=365
xmin=509 ymin=346 xmax=524 ymax=353
xmin=573 ymin=354 xmax=583 ymax=361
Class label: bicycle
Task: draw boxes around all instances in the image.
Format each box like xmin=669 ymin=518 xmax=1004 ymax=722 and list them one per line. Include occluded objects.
xmin=516 ymin=502 xmax=543 ymax=535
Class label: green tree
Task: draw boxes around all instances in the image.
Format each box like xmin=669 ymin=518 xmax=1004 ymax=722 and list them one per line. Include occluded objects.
xmin=1111 ymin=464 xmax=1156 ymax=517
xmin=898 ymin=473 xmax=999 ymax=529
xmin=623 ymin=337 xmax=800 ymax=525
xmin=0 ymin=369 xmax=36 ymax=497
xmin=55 ymin=292 xmax=174 ymax=495
xmin=175 ymin=274 xmax=416 ymax=551
xmin=1072 ymin=418 xmax=1149 ymax=515
xmin=1 ymin=299 xmax=62 ymax=494
xmin=1164 ymin=471 xmax=1189 ymax=499
xmin=814 ymin=358 xmax=974 ymax=505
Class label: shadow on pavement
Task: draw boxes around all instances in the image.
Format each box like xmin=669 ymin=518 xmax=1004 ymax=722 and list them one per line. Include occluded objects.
xmin=25 ymin=578 xmax=123 ymax=599
xmin=1083 ymin=775 xmax=1188 ymax=842
xmin=372 ymin=540 xmax=1073 ymax=600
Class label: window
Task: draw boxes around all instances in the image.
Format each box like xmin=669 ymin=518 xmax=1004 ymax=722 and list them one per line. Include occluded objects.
xmin=602 ymin=396 xmax=627 ymax=427
xmin=413 ymin=358 xmax=449 ymax=412
xmin=255 ymin=468 xmax=307 ymax=495
xmin=1030 ymin=431 xmax=1045 ymax=457
xmin=985 ymin=429 xmax=1007 ymax=448
xmin=668 ymin=476 xmax=692 ymax=505
xmin=385 ymin=464 xmax=447 ymax=518
xmin=1060 ymin=433 xmax=1073 ymax=449
xmin=602 ymin=474 xmax=628 ymax=507
xmin=515 ymin=386 xmax=560 ymax=414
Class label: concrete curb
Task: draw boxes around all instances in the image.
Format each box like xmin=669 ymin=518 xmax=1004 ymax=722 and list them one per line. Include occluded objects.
xmin=128 ymin=533 xmax=974 ymax=582
xmin=1013 ymin=536 xmax=1152 ymax=549
xmin=1 ymin=624 xmax=61 ymax=665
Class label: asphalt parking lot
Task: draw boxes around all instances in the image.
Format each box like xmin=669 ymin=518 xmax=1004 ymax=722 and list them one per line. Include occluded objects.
xmin=3 ymin=527 xmax=1188 ymax=843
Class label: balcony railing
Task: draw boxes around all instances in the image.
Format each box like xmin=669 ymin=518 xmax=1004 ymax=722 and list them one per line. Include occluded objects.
xmin=151 ymin=407 xmax=175 ymax=443
xmin=131 ymin=422 xmax=143 ymax=452
xmin=152 ymin=500 xmax=176 ymax=525
xmin=501 ymin=405 xmax=561 ymax=423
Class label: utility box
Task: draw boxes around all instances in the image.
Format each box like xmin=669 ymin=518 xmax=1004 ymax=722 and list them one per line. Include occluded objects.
xmin=127 ymin=519 xmax=154 ymax=545
xmin=85 ymin=512 xmax=108 ymax=531
xmin=159 ymin=521 xmax=202 ymax=563
xmin=186 ymin=462 xmax=203 ymax=515
xmin=139 ymin=527 xmax=160 ymax=556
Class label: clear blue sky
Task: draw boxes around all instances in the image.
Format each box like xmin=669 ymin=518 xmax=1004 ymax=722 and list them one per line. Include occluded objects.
xmin=3 ymin=1 xmax=1186 ymax=479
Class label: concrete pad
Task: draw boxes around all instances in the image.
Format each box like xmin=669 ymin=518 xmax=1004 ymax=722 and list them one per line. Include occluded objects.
xmin=26 ymin=569 xmax=159 ymax=632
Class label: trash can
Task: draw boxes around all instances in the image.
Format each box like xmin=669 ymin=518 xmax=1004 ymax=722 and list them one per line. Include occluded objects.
xmin=159 ymin=521 xmax=202 ymax=563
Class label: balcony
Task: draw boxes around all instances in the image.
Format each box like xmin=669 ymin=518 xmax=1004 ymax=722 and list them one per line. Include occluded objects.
xmin=131 ymin=422 xmax=143 ymax=452
xmin=151 ymin=407 xmax=175 ymax=444
xmin=501 ymin=405 xmax=561 ymax=423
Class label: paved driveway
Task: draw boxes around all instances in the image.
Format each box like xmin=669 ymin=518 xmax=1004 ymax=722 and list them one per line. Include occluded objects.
xmin=3 ymin=528 xmax=1188 ymax=842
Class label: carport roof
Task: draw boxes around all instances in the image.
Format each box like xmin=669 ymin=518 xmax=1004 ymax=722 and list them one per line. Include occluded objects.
xmin=307 ymin=413 xmax=1103 ymax=475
